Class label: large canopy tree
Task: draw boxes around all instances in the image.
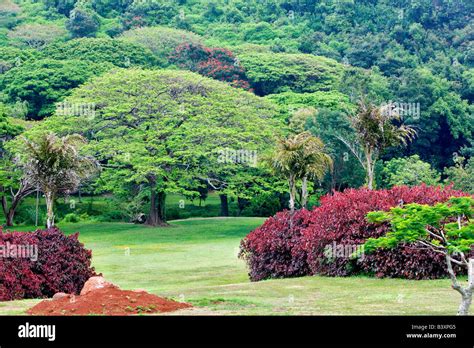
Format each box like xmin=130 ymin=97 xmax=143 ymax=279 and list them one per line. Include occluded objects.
xmin=238 ymin=51 xmax=344 ymax=96
xmin=7 ymin=23 xmax=67 ymax=50
xmin=34 ymin=68 xmax=281 ymax=226
xmin=0 ymin=104 xmax=34 ymax=226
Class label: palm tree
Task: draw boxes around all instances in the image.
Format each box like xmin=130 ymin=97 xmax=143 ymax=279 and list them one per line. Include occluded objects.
xmin=270 ymin=132 xmax=333 ymax=212
xmin=337 ymin=99 xmax=417 ymax=190
xmin=21 ymin=132 xmax=97 ymax=228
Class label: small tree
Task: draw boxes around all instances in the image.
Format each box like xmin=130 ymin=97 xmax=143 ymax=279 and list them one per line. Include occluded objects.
xmin=0 ymin=105 xmax=35 ymax=226
xmin=0 ymin=158 xmax=35 ymax=227
xmin=362 ymin=197 xmax=474 ymax=315
xmin=270 ymin=132 xmax=332 ymax=212
xmin=21 ymin=133 xmax=97 ymax=228
xmin=66 ymin=4 xmax=100 ymax=38
xmin=337 ymin=99 xmax=416 ymax=189
xmin=444 ymin=156 xmax=474 ymax=193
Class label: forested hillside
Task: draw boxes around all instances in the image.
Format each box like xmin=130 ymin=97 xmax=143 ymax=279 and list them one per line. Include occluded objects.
xmin=0 ymin=0 xmax=473 ymax=224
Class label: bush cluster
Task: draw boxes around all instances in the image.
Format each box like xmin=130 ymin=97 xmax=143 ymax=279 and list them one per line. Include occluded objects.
xmin=0 ymin=228 xmax=96 ymax=301
xmin=240 ymin=185 xmax=468 ymax=281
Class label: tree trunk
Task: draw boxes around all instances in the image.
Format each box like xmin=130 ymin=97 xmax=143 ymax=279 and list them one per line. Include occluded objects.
xmin=365 ymin=153 xmax=375 ymax=190
xmin=458 ymin=292 xmax=472 ymax=316
xmin=459 ymin=259 xmax=474 ymax=315
xmin=35 ymin=188 xmax=39 ymax=227
xmin=6 ymin=209 xmax=15 ymax=226
xmin=1 ymin=193 xmax=15 ymax=226
xmin=45 ymin=191 xmax=55 ymax=229
xmin=5 ymin=196 xmax=22 ymax=226
xmin=1 ymin=182 xmax=35 ymax=227
xmin=288 ymin=175 xmax=296 ymax=213
xmin=447 ymin=255 xmax=473 ymax=316
xmin=219 ymin=194 xmax=229 ymax=216
xmin=146 ymin=190 xmax=167 ymax=227
xmin=237 ymin=197 xmax=248 ymax=216
xmin=301 ymin=176 xmax=308 ymax=209
xmin=145 ymin=184 xmax=168 ymax=226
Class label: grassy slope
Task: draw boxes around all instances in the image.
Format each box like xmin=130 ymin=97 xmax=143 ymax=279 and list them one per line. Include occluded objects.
xmin=0 ymin=218 xmax=462 ymax=315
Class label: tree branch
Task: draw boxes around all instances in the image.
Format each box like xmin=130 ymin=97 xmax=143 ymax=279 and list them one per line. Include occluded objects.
xmin=446 ymin=253 xmax=466 ymax=297
xmin=334 ymin=134 xmax=366 ymax=169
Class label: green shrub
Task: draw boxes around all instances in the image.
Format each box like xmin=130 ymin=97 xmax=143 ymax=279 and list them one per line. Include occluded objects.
xmin=61 ymin=212 xmax=90 ymax=223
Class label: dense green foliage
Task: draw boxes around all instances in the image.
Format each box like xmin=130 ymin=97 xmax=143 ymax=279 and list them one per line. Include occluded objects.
xmin=444 ymin=156 xmax=474 ymax=193
xmin=66 ymin=3 xmax=100 ymax=38
xmin=119 ymin=26 xmax=204 ymax=66
xmin=381 ymin=154 xmax=440 ymax=188
xmin=238 ymin=52 xmax=344 ymax=95
xmin=41 ymin=38 xmax=159 ymax=68
xmin=0 ymin=46 xmax=38 ymax=74
xmin=365 ymin=197 xmax=474 ymax=255
xmin=0 ymin=58 xmax=113 ymax=119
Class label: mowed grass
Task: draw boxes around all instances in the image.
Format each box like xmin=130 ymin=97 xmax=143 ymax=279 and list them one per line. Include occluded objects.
xmin=0 ymin=217 xmax=463 ymax=315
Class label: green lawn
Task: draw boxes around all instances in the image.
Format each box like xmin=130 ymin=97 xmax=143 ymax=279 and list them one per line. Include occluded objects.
xmin=0 ymin=217 xmax=463 ymax=315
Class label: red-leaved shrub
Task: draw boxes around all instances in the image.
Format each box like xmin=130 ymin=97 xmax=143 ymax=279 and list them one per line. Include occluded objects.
xmin=304 ymin=185 xmax=469 ymax=279
xmin=169 ymin=43 xmax=251 ymax=90
xmin=0 ymin=227 xmax=96 ymax=301
xmin=240 ymin=185 xmax=469 ymax=281
xmin=239 ymin=209 xmax=313 ymax=281
xmin=303 ymin=185 xmax=468 ymax=279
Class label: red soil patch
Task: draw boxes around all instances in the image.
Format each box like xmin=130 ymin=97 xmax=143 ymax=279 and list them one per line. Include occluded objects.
xmin=27 ymin=288 xmax=191 ymax=316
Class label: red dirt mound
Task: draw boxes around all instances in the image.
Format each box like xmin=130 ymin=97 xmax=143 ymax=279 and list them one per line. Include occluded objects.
xmin=27 ymin=287 xmax=191 ymax=316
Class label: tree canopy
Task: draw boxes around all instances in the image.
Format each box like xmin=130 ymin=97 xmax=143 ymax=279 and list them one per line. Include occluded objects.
xmin=29 ymin=68 xmax=283 ymax=225
xmin=41 ymin=38 xmax=159 ymax=68
xmin=0 ymin=58 xmax=113 ymax=119
xmin=119 ymin=26 xmax=203 ymax=66
xmin=238 ymin=52 xmax=345 ymax=95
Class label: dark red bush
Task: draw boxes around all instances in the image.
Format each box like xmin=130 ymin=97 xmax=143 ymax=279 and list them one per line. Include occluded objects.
xmin=240 ymin=185 xmax=469 ymax=282
xmin=302 ymin=185 xmax=469 ymax=279
xmin=239 ymin=209 xmax=313 ymax=281
xmin=0 ymin=231 xmax=42 ymax=301
xmin=0 ymin=227 xmax=96 ymax=301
